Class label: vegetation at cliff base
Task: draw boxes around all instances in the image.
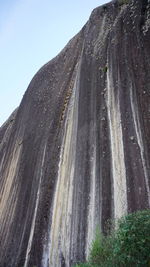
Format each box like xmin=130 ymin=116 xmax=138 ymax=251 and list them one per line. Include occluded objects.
xmin=74 ymin=210 xmax=150 ymax=267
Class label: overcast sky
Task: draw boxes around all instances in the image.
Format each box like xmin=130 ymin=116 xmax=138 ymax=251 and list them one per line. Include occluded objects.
xmin=0 ymin=0 xmax=109 ymax=126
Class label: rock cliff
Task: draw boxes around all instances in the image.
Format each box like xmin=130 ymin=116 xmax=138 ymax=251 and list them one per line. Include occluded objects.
xmin=0 ymin=0 xmax=150 ymax=266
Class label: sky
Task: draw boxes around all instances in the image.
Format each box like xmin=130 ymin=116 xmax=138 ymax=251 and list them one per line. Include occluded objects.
xmin=0 ymin=0 xmax=109 ymax=126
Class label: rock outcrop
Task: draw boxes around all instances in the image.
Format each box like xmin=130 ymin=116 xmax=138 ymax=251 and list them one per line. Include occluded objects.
xmin=0 ymin=0 xmax=150 ymax=266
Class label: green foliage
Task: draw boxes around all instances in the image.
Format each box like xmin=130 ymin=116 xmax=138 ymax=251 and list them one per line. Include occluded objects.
xmin=89 ymin=228 xmax=112 ymax=266
xmin=102 ymin=66 xmax=108 ymax=73
xmin=73 ymin=264 xmax=92 ymax=267
xmin=112 ymin=210 xmax=150 ymax=266
xmin=74 ymin=210 xmax=150 ymax=267
xmin=118 ymin=0 xmax=129 ymax=6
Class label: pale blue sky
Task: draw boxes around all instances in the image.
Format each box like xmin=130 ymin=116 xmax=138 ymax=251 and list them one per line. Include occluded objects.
xmin=0 ymin=0 xmax=109 ymax=126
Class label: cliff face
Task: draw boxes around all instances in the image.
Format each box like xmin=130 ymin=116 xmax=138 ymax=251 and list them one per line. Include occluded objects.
xmin=0 ymin=0 xmax=150 ymax=266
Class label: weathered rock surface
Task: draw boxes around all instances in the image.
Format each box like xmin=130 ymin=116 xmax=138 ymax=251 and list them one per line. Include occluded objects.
xmin=0 ymin=0 xmax=150 ymax=266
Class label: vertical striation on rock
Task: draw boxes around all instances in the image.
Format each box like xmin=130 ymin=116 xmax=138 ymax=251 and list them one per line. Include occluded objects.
xmin=0 ymin=0 xmax=150 ymax=266
xmin=107 ymin=66 xmax=127 ymax=219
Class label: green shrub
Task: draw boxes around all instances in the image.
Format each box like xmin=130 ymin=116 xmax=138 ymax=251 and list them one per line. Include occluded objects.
xmin=74 ymin=210 xmax=150 ymax=267
xmin=112 ymin=210 xmax=150 ymax=266
xmin=89 ymin=228 xmax=112 ymax=266
xmin=118 ymin=0 xmax=129 ymax=6
xmin=74 ymin=264 xmax=91 ymax=267
xmin=102 ymin=66 xmax=108 ymax=73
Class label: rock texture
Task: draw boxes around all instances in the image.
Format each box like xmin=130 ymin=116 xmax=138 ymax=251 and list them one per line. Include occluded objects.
xmin=0 ymin=0 xmax=150 ymax=266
